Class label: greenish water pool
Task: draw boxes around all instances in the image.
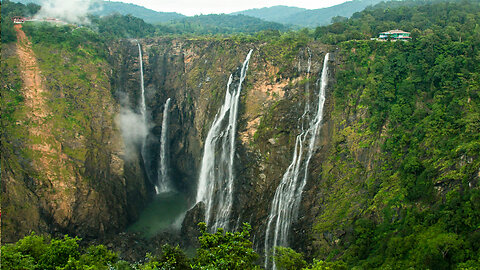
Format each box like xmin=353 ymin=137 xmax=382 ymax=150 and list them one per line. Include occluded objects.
xmin=128 ymin=192 xmax=189 ymax=238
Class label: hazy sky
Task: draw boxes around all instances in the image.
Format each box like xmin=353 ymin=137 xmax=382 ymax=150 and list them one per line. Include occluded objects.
xmin=111 ymin=0 xmax=351 ymax=16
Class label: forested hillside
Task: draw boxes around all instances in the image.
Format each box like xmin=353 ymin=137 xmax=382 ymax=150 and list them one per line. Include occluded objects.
xmin=1 ymin=0 xmax=480 ymax=269
xmin=89 ymin=1 xmax=185 ymax=24
xmin=303 ymin=0 xmax=480 ymax=269
xmin=162 ymin=14 xmax=288 ymax=35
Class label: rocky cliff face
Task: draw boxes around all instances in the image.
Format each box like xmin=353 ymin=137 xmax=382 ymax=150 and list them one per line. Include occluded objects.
xmin=107 ymin=37 xmax=335 ymax=251
xmin=1 ymin=29 xmax=149 ymax=242
xmin=2 ymin=34 xmax=374 ymax=258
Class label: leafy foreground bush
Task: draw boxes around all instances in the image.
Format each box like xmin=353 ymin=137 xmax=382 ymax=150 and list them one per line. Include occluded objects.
xmin=1 ymin=223 xmax=260 ymax=270
xmin=1 ymin=233 xmax=117 ymax=270
xmin=2 ymin=224 xmax=346 ymax=269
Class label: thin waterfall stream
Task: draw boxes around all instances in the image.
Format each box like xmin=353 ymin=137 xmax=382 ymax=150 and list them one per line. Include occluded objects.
xmin=129 ymin=47 xmax=187 ymax=237
xmin=137 ymin=42 xmax=149 ymax=179
xmin=264 ymin=53 xmax=330 ymax=270
xmin=156 ymin=98 xmax=172 ymax=194
xmin=195 ymin=49 xmax=253 ymax=231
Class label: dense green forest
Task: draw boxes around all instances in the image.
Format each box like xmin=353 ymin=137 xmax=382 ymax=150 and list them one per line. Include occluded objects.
xmin=2 ymin=0 xmax=480 ymax=269
xmin=313 ymin=0 xmax=480 ymax=43
xmin=308 ymin=0 xmax=480 ymax=269
xmin=160 ymin=14 xmax=288 ymax=35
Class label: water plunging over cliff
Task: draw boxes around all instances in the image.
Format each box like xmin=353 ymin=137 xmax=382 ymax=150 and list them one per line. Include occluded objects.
xmin=195 ymin=49 xmax=253 ymax=231
xmin=137 ymin=42 xmax=149 ymax=178
xmin=156 ymin=98 xmax=172 ymax=194
xmin=264 ymin=53 xmax=330 ymax=269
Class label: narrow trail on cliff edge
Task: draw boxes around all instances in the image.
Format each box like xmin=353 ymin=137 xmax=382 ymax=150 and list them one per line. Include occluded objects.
xmin=14 ymin=24 xmax=75 ymax=212
xmin=14 ymin=24 xmax=48 ymax=120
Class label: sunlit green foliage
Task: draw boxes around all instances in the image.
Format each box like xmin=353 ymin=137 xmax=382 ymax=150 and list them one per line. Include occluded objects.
xmin=139 ymin=245 xmax=190 ymax=270
xmin=273 ymin=247 xmax=307 ymax=270
xmin=314 ymin=0 xmax=480 ymax=44
xmin=192 ymin=222 xmax=259 ymax=269
xmin=303 ymin=259 xmax=347 ymax=270
xmin=163 ymin=14 xmax=288 ymax=35
xmin=90 ymin=14 xmax=158 ymax=39
xmin=0 ymin=233 xmax=117 ymax=270
xmin=3 ymin=224 xmax=264 ymax=269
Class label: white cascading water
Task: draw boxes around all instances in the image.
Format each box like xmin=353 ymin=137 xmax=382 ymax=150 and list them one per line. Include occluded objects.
xmin=195 ymin=49 xmax=253 ymax=231
xmin=156 ymin=98 xmax=172 ymax=194
xmin=264 ymin=53 xmax=330 ymax=270
xmin=137 ymin=42 xmax=148 ymax=172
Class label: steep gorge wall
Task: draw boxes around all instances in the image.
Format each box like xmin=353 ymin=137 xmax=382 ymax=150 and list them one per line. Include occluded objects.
xmin=1 ymin=30 xmax=149 ymax=242
xmin=108 ymin=37 xmax=335 ymax=250
xmin=3 ymin=34 xmax=404 ymax=260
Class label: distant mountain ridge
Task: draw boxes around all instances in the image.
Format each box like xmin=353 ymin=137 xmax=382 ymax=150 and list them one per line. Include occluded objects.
xmin=231 ymin=5 xmax=307 ymax=22
xmin=231 ymin=0 xmax=389 ymax=27
xmin=12 ymin=0 xmax=390 ymax=27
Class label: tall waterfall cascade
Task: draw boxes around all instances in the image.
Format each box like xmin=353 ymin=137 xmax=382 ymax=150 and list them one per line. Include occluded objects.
xmin=156 ymin=98 xmax=172 ymax=194
xmin=195 ymin=49 xmax=253 ymax=231
xmin=137 ymin=43 xmax=147 ymax=126
xmin=137 ymin=42 xmax=149 ymax=177
xmin=264 ymin=53 xmax=330 ymax=270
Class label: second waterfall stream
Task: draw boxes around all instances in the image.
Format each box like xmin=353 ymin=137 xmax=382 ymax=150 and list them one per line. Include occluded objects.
xmin=195 ymin=49 xmax=253 ymax=232
xmin=156 ymin=98 xmax=172 ymax=194
xmin=264 ymin=53 xmax=330 ymax=270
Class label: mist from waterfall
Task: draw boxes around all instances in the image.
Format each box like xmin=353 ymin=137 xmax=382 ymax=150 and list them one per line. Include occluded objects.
xmin=195 ymin=49 xmax=253 ymax=232
xmin=264 ymin=53 xmax=330 ymax=270
xmin=156 ymin=98 xmax=172 ymax=194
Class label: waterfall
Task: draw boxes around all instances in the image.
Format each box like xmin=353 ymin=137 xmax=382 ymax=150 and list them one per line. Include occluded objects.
xmin=137 ymin=42 xmax=147 ymax=132
xmin=264 ymin=53 xmax=330 ymax=270
xmin=137 ymin=42 xmax=149 ymax=178
xmin=156 ymin=98 xmax=172 ymax=194
xmin=195 ymin=49 xmax=253 ymax=231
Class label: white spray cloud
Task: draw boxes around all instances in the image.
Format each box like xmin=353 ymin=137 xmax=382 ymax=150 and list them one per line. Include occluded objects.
xmin=34 ymin=0 xmax=97 ymax=24
xmin=117 ymin=107 xmax=147 ymax=161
